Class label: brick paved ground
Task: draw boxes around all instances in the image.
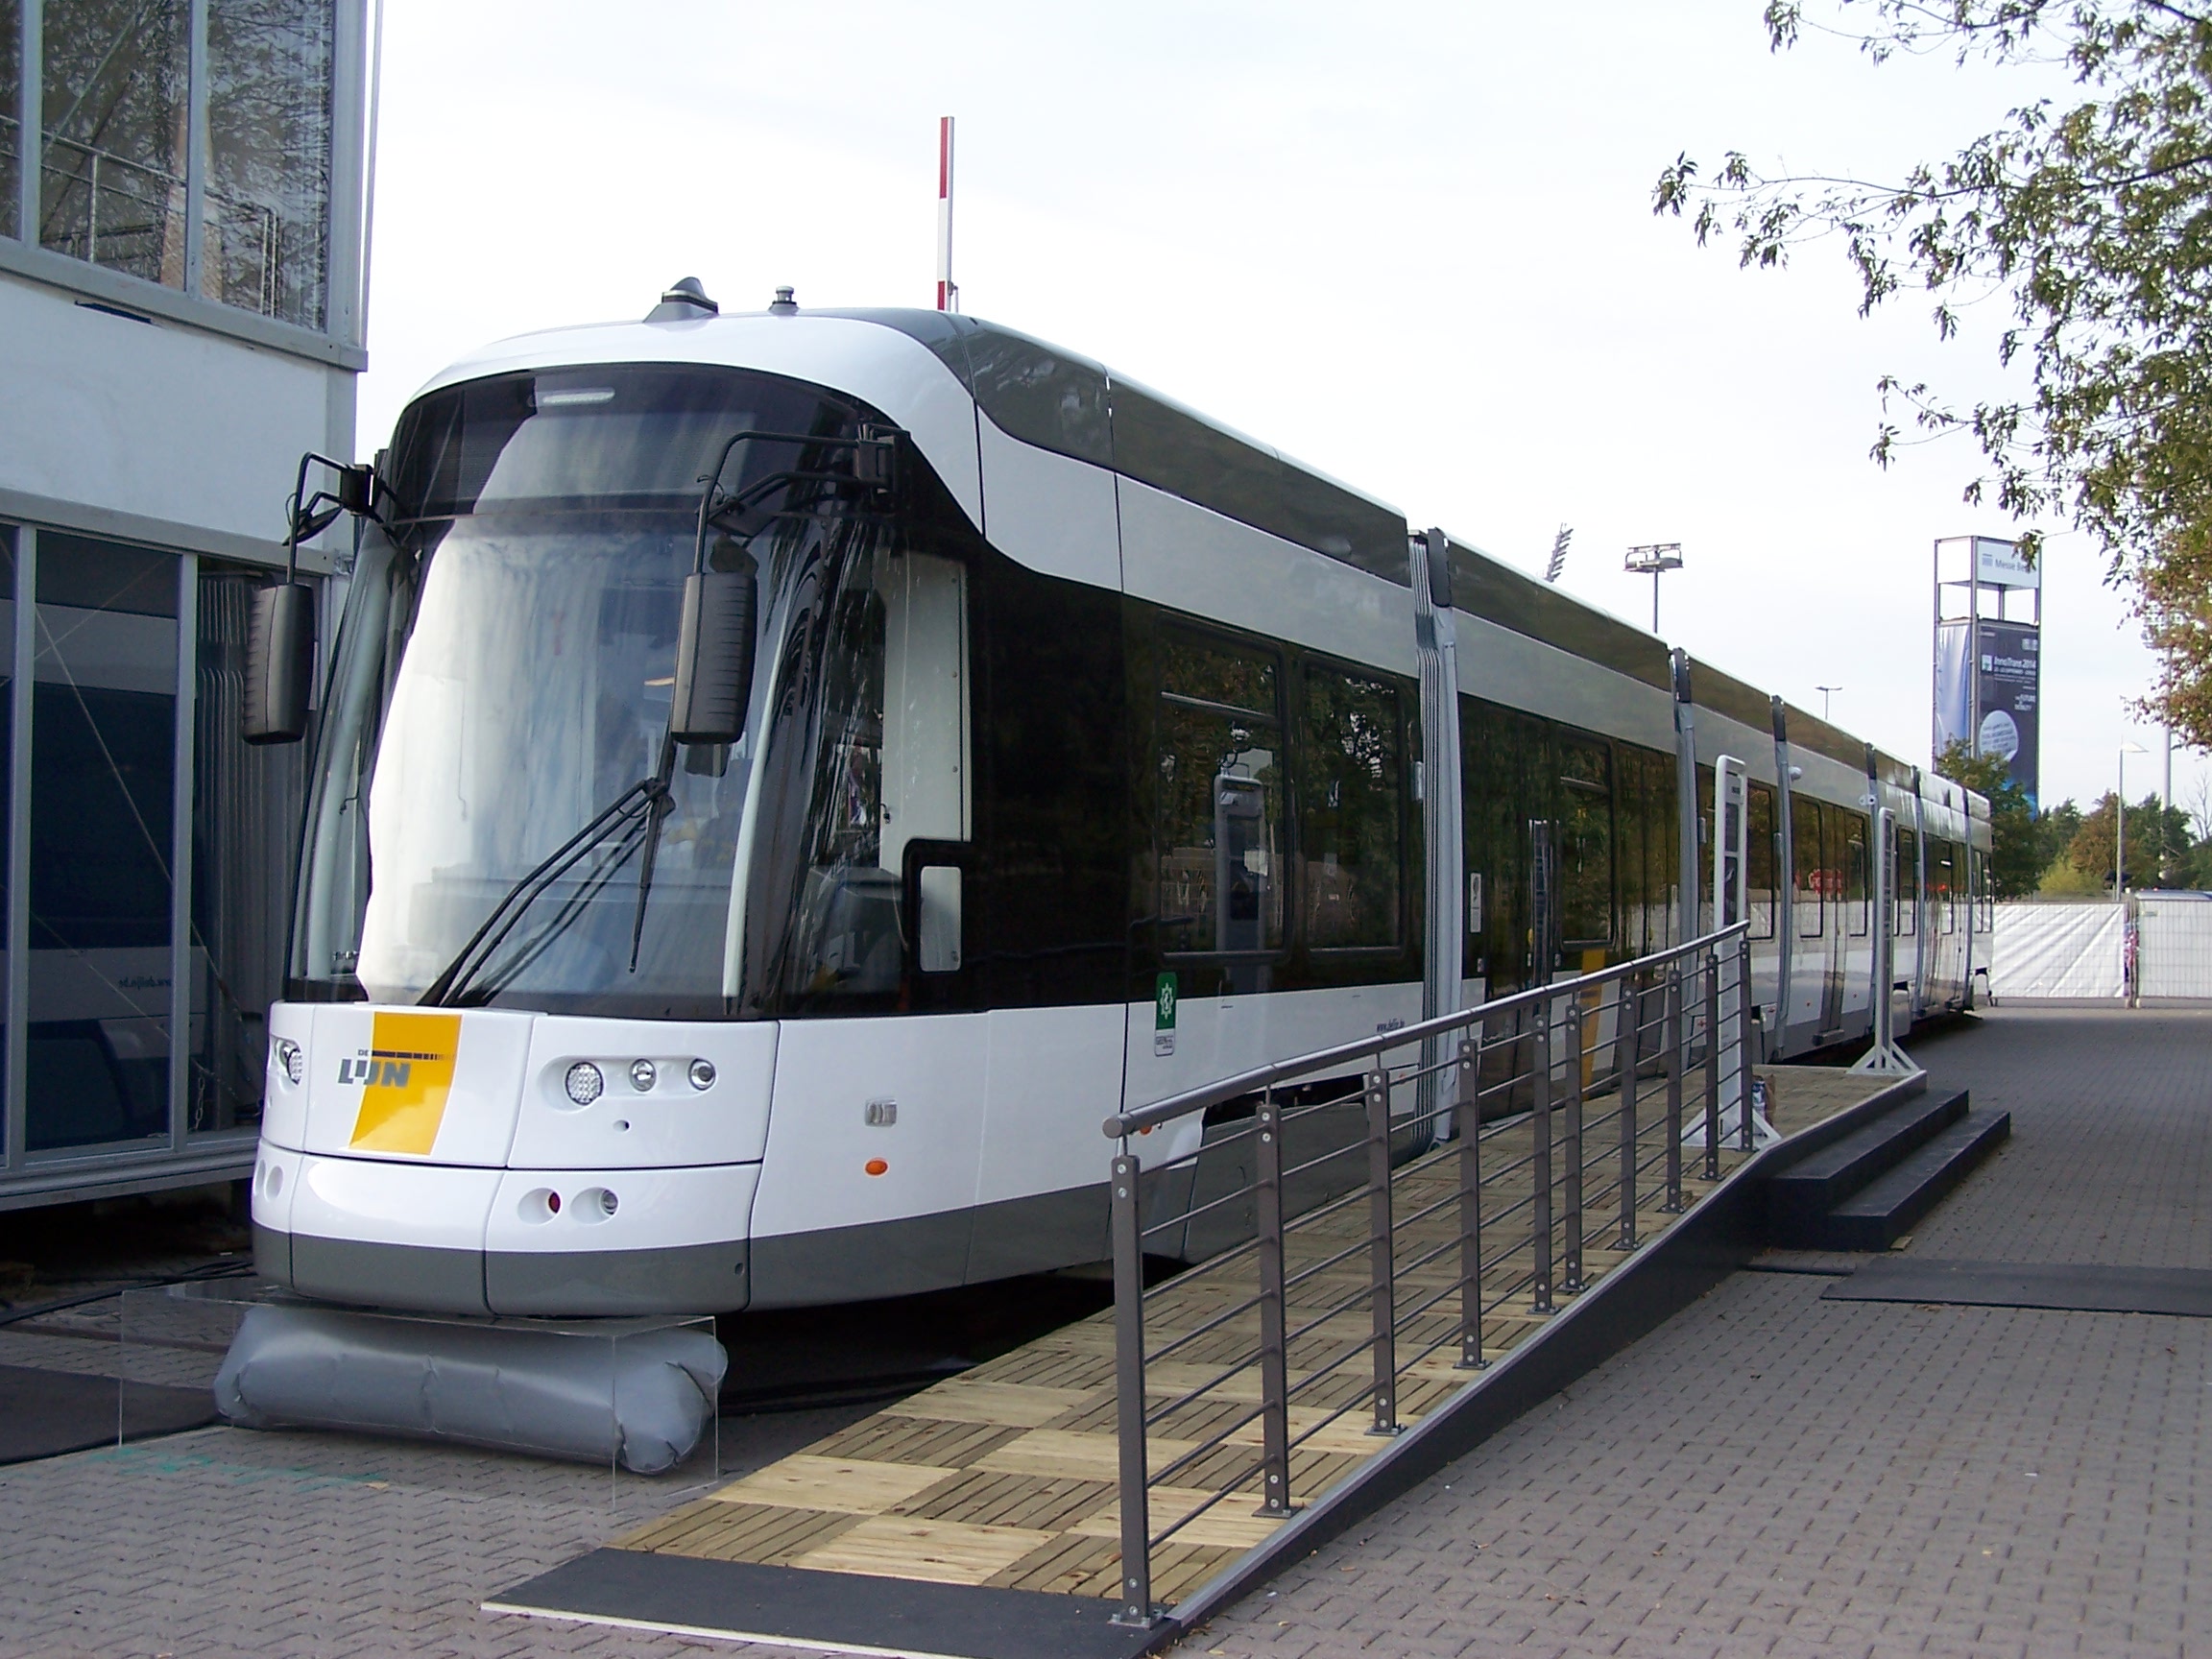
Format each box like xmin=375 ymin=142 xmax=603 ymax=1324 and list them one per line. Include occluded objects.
xmin=1190 ymin=1005 xmax=2212 ymax=1659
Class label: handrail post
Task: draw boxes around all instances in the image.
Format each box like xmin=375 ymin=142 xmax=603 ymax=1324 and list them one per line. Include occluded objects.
xmin=1737 ymin=934 xmax=1758 ymax=1152
xmin=1562 ymin=996 xmax=1585 ymax=1293
xmin=1617 ymin=973 xmax=1641 ymax=1252
xmin=1109 ymin=1151 xmax=1155 ymax=1627
xmin=1364 ymin=1069 xmax=1400 ymax=1434
xmin=1702 ymin=950 xmax=1723 ymax=1181
xmin=1253 ymin=1090 xmax=1295 ymax=1516
xmin=1531 ymin=995 xmax=1554 ymax=1314
xmin=1455 ymin=1035 xmax=1486 ymax=1369
xmin=1663 ymin=965 xmax=1685 ymax=1212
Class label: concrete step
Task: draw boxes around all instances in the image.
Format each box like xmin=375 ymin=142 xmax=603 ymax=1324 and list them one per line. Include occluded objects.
xmin=1765 ymin=1090 xmax=1969 ymax=1243
xmin=1798 ymin=1110 xmax=2012 ymax=1252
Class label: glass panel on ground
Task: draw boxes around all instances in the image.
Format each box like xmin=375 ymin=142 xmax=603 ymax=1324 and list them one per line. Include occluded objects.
xmin=28 ymin=536 xmax=175 ymax=1152
xmin=40 ymin=0 xmax=191 ymax=286
xmin=190 ymin=565 xmax=304 ymax=1135
xmin=205 ymin=0 xmax=332 ymax=327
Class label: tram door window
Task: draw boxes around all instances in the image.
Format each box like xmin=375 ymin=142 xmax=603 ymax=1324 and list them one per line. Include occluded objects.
xmin=785 ymin=549 xmax=971 ymax=999
xmin=1894 ymin=827 xmax=1918 ymax=936
xmin=1793 ymin=797 xmax=1825 ymax=938
xmin=1300 ymin=668 xmax=1404 ymax=950
xmin=1557 ymin=739 xmax=1612 ymax=961
xmin=1618 ymin=748 xmax=1649 ymax=957
xmin=1157 ymin=636 xmax=1283 ymax=956
xmin=1844 ymin=812 xmax=1870 ymax=936
xmin=1746 ymin=781 xmax=1776 ymax=940
xmin=1936 ymin=842 xmax=1957 ymax=932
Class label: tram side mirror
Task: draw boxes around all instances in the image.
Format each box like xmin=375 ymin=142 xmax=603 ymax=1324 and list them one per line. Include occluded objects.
xmin=669 ymin=569 xmax=757 ymax=744
xmin=243 ymin=582 xmax=315 ymax=745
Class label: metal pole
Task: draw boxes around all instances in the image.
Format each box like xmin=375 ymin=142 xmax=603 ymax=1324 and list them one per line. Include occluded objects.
xmin=1737 ymin=935 xmax=1757 ymax=1153
xmin=1109 ymin=1152 xmax=1154 ymax=1627
xmin=1562 ymin=997 xmax=1584 ymax=1292
xmin=1364 ymin=1069 xmax=1399 ymax=1434
xmin=1531 ymin=997 xmax=1554 ymax=1313
xmin=1617 ymin=974 xmax=1641 ymax=1251
xmin=1252 ymin=1091 xmax=1293 ymax=1517
xmin=1455 ymin=1037 xmax=1485 ymax=1370
xmin=1663 ymin=965 xmax=1684 ymax=1211
xmin=1702 ymin=951 xmax=1722 ymax=1181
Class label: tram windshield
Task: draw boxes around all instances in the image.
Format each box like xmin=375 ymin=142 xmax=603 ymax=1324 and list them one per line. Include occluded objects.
xmin=290 ymin=362 xmax=949 ymax=1018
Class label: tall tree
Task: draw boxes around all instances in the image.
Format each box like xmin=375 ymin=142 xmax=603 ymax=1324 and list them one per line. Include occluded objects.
xmin=1654 ymin=1 xmax=2212 ymax=744
xmin=1934 ymin=738 xmax=2044 ymax=894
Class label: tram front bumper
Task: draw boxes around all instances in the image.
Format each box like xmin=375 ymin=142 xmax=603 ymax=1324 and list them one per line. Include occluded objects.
xmin=251 ymin=1149 xmax=758 ymax=1316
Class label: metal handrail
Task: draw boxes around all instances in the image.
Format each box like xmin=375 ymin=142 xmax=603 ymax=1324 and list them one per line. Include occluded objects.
xmin=1105 ymin=923 xmax=1750 ymax=1139
xmin=1106 ymin=926 xmax=1764 ymax=1629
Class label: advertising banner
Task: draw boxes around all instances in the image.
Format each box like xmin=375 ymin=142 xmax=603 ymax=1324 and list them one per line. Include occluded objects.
xmin=1976 ymin=618 xmax=2041 ymax=807
xmin=1934 ymin=619 xmax=1972 ymax=756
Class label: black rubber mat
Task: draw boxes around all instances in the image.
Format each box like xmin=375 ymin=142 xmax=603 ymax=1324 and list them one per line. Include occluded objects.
xmin=1824 ymin=1258 xmax=2212 ymax=1317
xmin=486 ymin=1550 xmax=1157 ymax=1659
xmin=0 ymin=1363 xmax=217 ymax=1464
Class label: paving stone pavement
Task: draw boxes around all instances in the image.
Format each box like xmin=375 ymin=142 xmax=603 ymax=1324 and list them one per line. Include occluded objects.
xmin=1187 ymin=1005 xmax=2212 ymax=1659
xmin=0 ymin=1406 xmax=862 ymax=1657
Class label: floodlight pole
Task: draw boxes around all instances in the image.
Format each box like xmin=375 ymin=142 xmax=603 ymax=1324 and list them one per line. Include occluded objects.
xmin=1625 ymin=543 xmax=1683 ymax=636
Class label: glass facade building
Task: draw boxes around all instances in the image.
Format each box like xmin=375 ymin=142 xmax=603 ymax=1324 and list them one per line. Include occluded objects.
xmin=0 ymin=0 xmax=364 ymax=1206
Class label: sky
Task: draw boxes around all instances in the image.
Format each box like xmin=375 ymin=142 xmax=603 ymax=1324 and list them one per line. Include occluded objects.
xmin=355 ymin=0 xmax=2199 ymax=823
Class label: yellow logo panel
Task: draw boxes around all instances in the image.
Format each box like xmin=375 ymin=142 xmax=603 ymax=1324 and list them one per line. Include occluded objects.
xmin=348 ymin=1011 xmax=461 ymax=1156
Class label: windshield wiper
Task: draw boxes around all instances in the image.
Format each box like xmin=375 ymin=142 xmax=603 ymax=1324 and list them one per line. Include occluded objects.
xmin=419 ymin=775 xmax=669 ymax=1007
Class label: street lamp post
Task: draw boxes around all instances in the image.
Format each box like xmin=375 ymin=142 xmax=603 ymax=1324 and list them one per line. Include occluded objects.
xmin=2119 ymin=740 xmax=2149 ymax=897
xmin=1624 ymin=543 xmax=1683 ymax=635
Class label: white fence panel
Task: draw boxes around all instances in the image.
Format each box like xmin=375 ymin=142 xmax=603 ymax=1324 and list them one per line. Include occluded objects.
xmin=1989 ymin=902 xmax=2126 ymax=999
xmin=2135 ymin=894 xmax=2212 ymax=999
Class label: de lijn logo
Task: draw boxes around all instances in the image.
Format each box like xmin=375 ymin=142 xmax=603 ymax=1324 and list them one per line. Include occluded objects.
xmin=344 ymin=1011 xmax=462 ymax=1158
xmin=1153 ymin=971 xmax=1178 ymax=1057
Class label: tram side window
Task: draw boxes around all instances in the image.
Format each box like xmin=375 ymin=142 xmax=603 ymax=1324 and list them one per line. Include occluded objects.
xmin=1894 ymin=827 xmax=1918 ymax=936
xmin=1158 ymin=636 xmax=1284 ymax=955
xmin=1558 ymin=738 xmax=1612 ymax=953
xmin=1301 ymin=667 xmax=1403 ymax=950
xmin=1844 ymin=812 xmax=1870 ymax=937
xmin=1936 ymin=842 xmax=1957 ymax=932
xmin=1793 ymin=797 xmax=1825 ymax=938
xmin=1747 ymin=781 xmax=1776 ymax=941
xmin=1618 ymin=747 xmax=1649 ymax=957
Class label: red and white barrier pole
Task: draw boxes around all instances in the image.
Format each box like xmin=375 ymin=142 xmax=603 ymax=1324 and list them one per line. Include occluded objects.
xmin=936 ymin=116 xmax=958 ymax=313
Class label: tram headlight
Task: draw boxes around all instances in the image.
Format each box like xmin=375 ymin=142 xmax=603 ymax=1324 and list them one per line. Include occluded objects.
xmin=564 ymin=1062 xmax=605 ymax=1106
xmin=688 ymin=1058 xmax=715 ymax=1091
xmin=273 ymin=1038 xmax=303 ymax=1087
xmin=629 ymin=1059 xmax=657 ymax=1093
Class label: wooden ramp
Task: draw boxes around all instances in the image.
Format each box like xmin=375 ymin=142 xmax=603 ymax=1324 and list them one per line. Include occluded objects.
xmin=601 ymin=1064 xmax=1894 ymax=1607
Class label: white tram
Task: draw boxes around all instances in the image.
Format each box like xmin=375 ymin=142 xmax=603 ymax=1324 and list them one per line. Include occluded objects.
xmin=246 ymin=282 xmax=1991 ymax=1317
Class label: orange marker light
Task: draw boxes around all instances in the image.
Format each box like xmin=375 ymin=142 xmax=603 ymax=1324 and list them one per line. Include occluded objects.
xmin=864 ymin=1158 xmax=889 ymax=1177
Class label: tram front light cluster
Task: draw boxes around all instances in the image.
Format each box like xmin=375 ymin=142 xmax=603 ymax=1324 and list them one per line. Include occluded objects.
xmin=273 ymin=1038 xmax=303 ymax=1087
xmin=564 ymin=1062 xmax=605 ymax=1106
xmin=629 ymin=1059 xmax=657 ymax=1092
xmin=558 ymin=1056 xmax=716 ymax=1104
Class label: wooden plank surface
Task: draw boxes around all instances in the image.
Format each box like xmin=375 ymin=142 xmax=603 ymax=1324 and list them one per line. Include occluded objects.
xmin=612 ymin=1060 xmax=1899 ymax=1603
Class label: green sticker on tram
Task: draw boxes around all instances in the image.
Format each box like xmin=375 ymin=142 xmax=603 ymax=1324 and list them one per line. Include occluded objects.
xmin=1155 ymin=972 xmax=1178 ymax=1031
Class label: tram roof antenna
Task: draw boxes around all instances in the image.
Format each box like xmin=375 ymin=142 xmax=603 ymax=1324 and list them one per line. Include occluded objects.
xmin=646 ymin=276 xmax=718 ymax=322
xmin=1545 ymin=523 xmax=1574 ymax=583
xmin=769 ymin=286 xmax=799 ymax=316
xmin=937 ymin=115 xmax=959 ymax=313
